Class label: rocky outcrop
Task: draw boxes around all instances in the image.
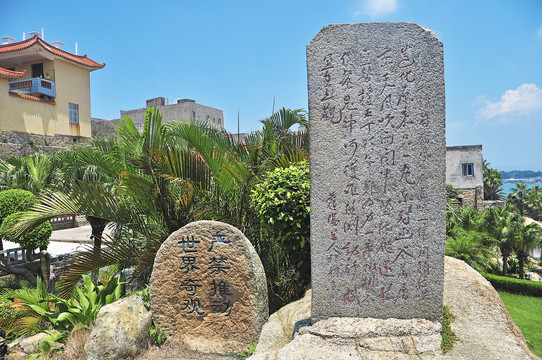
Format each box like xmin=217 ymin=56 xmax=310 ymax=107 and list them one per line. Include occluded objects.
xmin=442 ymin=257 xmax=537 ymax=359
xmin=255 ymin=289 xmax=312 ymax=353
xmin=252 ymin=257 xmax=538 ymax=360
xmin=85 ymin=295 xmax=152 ymax=360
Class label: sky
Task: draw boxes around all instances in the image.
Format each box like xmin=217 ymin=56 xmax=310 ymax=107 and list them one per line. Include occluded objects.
xmin=1 ymin=0 xmax=541 ymax=171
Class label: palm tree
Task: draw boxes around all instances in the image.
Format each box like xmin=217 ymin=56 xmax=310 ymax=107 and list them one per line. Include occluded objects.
xmin=445 ymin=227 xmax=496 ymax=273
xmin=0 ymin=152 xmax=60 ymax=194
xmin=482 ymin=206 xmax=515 ymax=276
xmin=525 ymin=186 xmax=542 ymax=221
xmin=11 ymin=108 xmax=212 ymax=293
xmin=510 ymin=217 xmax=541 ymax=279
xmin=483 ymin=160 xmax=504 ymax=201
xmin=508 ymin=183 xmax=529 ymax=215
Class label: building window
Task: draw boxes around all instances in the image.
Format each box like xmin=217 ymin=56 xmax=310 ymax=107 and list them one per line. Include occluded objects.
xmin=217 ymin=118 xmax=221 ymax=126
xmin=462 ymin=163 xmax=474 ymax=176
xmin=69 ymin=103 xmax=79 ymax=124
xmin=192 ymin=111 xmax=197 ymax=120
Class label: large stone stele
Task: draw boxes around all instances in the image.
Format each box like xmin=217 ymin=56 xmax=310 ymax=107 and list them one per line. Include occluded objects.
xmin=150 ymin=220 xmax=268 ymax=356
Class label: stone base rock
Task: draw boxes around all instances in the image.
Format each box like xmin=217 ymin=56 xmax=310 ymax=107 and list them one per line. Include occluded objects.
xmin=252 ymin=317 xmax=441 ymax=360
xmin=85 ymin=295 xmax=152 ymax=360
xmin=252 ymin=257 xmax=538 ymax=360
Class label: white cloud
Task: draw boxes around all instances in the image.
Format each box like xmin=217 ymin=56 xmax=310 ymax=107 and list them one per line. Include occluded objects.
xmin=355 ymin=0 xmax=398 ymax=18
xmin=538 ymin=24 xmax=542 ymax=39
xmin=476 ymin=83 xmax=542 ymax=120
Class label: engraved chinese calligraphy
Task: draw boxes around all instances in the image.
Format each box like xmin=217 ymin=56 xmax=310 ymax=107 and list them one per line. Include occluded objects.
xmin=150 ymin=221 xmax=268 ymax=354
xmin=308 ymin=22 xmax=445 ymax=322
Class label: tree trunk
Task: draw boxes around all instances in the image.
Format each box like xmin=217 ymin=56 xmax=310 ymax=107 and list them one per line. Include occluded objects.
xmin=517 ymin=251 xmax=527 ymax=280
xmin=502 ymin=254 xmax=509 ymax=276
xmin=86 ymin=216 xmax=108 ymax=253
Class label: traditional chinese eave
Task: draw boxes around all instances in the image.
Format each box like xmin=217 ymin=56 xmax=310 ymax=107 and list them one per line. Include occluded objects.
xmin=0 ymin=67 xmax=26 ymax=79
xmin=0 ymin=35 xmax=105 ymax=70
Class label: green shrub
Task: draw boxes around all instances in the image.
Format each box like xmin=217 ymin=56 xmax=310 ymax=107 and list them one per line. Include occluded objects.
xmin=482 ymin=272 xmax=542 ymax=297
xmin=0 ymin=212 xmax=52 ymax=250
xmin=250 ymin=162 xmax=310 ymax=306
xmin=0 ymin=189 xmax=37 ymax=225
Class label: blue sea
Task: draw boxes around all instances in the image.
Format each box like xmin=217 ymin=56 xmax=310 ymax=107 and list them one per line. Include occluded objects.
xmin=501 ymin=181 xmax=542 ymax=196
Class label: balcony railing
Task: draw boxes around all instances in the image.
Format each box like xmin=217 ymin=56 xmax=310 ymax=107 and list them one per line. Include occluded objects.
xmin=8 ymin=77 xmax=55 ymax=97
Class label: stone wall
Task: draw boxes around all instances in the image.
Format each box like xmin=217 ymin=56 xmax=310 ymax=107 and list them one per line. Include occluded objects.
xmin=0 ymin=129 xmax=87 ymax=159
xmin=457 ymin=185 xmax=484 ymax=210
xmin=91 ymin=117 xmax=122 ymax=138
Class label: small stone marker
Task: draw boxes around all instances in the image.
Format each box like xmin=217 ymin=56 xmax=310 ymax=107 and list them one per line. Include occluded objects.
xmin=307 ymin=23 xmax=446 ymax=322
xmin=150 ymin=220 xmax=268 ymax=355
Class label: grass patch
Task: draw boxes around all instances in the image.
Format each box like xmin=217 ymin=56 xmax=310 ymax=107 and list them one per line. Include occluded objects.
xmin=441 ymin=305 xmax=458 ymax=353
xmin=498 ymin=291 xmax=542 ymax=358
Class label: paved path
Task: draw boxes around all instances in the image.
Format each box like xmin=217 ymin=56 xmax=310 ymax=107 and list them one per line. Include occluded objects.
xmin=3 ymin=225 xmax=112 ymax=257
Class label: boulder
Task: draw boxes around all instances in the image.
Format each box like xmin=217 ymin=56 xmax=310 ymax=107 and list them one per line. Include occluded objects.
xmin=150 ymin=220 xmax=268 ymax=356
xmin=255 ymin=289 xmax=312 ymax=353
xmin=6 ymin=332 xmax=62 ymax=360
xmin=252 ymin=257 xmax=538 ymax=359
xmin=85 ymin=295 xmax=152 ymax=360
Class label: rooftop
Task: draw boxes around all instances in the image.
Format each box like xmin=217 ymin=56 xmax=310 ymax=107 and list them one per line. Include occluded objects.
xmin=0 ymin=35 xmax=105 ymax=70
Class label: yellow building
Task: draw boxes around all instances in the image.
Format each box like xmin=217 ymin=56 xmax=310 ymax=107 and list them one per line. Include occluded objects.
xmin=0 ymin=35 xmax=104 ymax=140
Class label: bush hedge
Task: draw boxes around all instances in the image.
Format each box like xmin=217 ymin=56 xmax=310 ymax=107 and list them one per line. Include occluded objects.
xmin=0 ymin=189 xmax=37 ymax=225
xmin=482 ymin=272 xmax=542 ymax=297
xmin=0 ymin=212 xmax=52 ymax=250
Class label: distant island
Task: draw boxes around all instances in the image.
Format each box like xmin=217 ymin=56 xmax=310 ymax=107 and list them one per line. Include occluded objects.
xmin=500 ymin=170 xmax=542 ymax=187
xmin=500 ymin=170 xmax=542 ymax=180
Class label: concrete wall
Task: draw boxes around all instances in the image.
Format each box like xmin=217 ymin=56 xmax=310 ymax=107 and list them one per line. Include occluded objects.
xmin=446 ymin=145 xmax=483 ymax=191
xmin=120 ymin=98 xmax=224 ymax=131
xmin=54 ymin=59 xmax=92 ymax=137
xmin=0 ymin=77 xmax=57 ymax=135
xmin=0 ymin=58 xmax=92 ymax=138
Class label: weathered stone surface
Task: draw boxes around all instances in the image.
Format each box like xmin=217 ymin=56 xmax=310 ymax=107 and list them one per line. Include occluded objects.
xmin=442 ymin=256 xmax=536 ymax=359
xmin=255 ymin=289 xmax=312 ymax=354
xmin=252 ymin=257 xmax=537 ymax=360
xmin=252 ymin=317 xmax=441 ymax=360
xmin=307 ymin=22 xmax=446 ymax=322
xmin=85 ymin=295 xmax=152 ymax=360
xmin=150 ymin=220 xmax=268 ymax=355
xmin=7 ymin=333 xmax=49 ymax=357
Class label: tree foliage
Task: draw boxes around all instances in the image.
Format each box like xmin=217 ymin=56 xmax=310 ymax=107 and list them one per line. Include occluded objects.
xmin=483 ymin=160 xmax=503 ymax=200
xmin=250 ymin=161 xmax=310 ymax=305
xmin=0 ymin=212 xmax=51 ymax=250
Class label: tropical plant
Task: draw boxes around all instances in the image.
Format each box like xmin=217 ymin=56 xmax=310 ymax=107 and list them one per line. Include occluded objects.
xmin=525 ymin=186 xmax=542 ymax=221
xmin=0 ymin=272 xmax=125 ymax=336
xmin=10 ymin=108 xmax=215 ymax=294
xmin=445 ymin=227 xmax=497 ymax=273
xmin=0 ymin=152 xmax=60 ymax=194
xmin=10 ymin=106 xmax=310 ymax=310
xmin=510 ymin=219 xmax=541 ymax=279
xmin=508 ymin=183 xmax=529 ymax=215
xmin=483 ymin=160 xmax=504 ymax=200
xmin=482 ymin=206 xmax=516 ymax=276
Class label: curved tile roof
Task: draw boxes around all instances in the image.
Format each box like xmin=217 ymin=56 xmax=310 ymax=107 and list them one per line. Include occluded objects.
xmin=0 ymin=35 xmax=105 ymax=70
xmin=0 ymin=67 xmax=26 ymax=79
xmin=9 ymin=91 xmax=56 ymax=105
